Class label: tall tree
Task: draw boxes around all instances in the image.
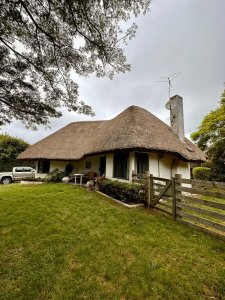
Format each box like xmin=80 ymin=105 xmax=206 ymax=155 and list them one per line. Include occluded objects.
xmin=191 ymin=88 xmax=225 ymax=181
xmin=0 ymin=0 xmax=150 ymax=129
xmin=191 ymin=89 xmax=225 ymax=151
xmin=0 ymin=133 xmax=29 ymax=159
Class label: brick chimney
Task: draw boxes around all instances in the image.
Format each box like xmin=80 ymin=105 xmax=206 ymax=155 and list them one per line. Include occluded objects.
xmin=165 ymin=95 xmax=185 ymax=142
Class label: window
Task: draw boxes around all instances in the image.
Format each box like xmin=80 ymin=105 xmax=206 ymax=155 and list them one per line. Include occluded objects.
xmin=85 ymin=161 xmax=91 ymax=169
xmin=99 ymin=156 xmax=106 ymax=176
xmin=15 ymin=167 xmax=24 ymax=172
xmin=113 ymin=153 xmax=129 ymax=180
xmin=38 ymin=160 xmax=50 ymax=173
xmin=136 ymin=153 xmax=149 ymax=174
xmin=23 ymin=167 xmax=33 ymax=172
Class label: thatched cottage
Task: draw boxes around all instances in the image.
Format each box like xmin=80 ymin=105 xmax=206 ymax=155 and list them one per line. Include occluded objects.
xmin=18 ymin=95 xmax=205 ymax=180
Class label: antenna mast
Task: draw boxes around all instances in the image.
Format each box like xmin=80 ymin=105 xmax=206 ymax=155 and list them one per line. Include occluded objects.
xmin=157 ymin=73 xmax=181 ymax=99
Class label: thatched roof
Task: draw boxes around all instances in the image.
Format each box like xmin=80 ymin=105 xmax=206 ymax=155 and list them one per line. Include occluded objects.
xmin=18 ymin=105 xmax=205 ymax=162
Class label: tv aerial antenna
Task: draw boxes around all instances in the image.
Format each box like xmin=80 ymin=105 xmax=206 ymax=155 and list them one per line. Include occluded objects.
xmin=157 ymin=72 xmax=181 ymax=100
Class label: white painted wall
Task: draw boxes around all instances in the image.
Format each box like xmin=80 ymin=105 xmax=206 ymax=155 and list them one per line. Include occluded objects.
xmin=129 ymin=152 xmax=135 ymax=180
xmin=177 ymin=161 xmax=190 ymax=179
xmin=35 ymin=173 xmax=48 ymax=179
xmin=149 ymin=153 xmax=159 ymax=177
xmin=148 ymin=153 xmax=191 ymax=179
xmin=35 ymin=151 xmax=191 ymax=180
xmin=50 ymin=156 xmax=104 ymax=175
xmin=50 ymin=160 xmax=67 ymax=171
xmin=105 ymin=154 xmax=113 ymax=179
xmin=77 ymin=155 xmax=102 ymax=174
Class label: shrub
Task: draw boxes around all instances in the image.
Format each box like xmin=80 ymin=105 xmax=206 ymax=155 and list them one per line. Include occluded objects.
xmin=84 ymin=171 xmax=98 ymax=183
xmin=192 ymin=167 xmax=211 ymax=181
xmin=210 ymin=164 xmax=225 ymax=182
xmin=45 ymin=169 xmax=65 ymax=182
xmin=98 ymin=179 xmax=145 ymax=204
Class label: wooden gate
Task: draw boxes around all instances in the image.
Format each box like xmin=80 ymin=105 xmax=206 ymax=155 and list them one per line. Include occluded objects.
xmin=132 ymin=172 xmax=225 ymax=241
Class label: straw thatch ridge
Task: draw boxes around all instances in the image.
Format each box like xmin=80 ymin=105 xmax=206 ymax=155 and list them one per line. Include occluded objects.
xmin=18 ymin=105 xmax=205 ymax=162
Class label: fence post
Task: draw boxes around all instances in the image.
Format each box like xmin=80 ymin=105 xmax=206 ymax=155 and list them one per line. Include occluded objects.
xmin=149 ymin=174 xmax=153 ymax=207
xmin=172 ymin=177 xmax=176 ymax=220
xmin=173 ymin=174 xmax=182 ymax=220
xmin=145 ymin=171 xmax=150 ymax=207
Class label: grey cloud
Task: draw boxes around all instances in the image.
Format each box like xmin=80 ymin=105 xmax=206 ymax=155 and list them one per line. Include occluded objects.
xmin=2 ymin=0 xmax=225 ymax=143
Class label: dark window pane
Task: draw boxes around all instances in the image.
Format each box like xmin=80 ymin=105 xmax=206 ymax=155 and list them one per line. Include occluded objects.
xmin=136 ymin=153 xmax=149 ymax=174
xmin=38 ymin=160 xmax=50 ymax=173
xmin=99 ymin=156 xmax=106 ymax=176
xmin=15 ymin=168 xmax=23 ymax=172
xmin=113 ymin=153 xmax=129 ymax=180
xmin=85 ymin=161 xmax=91 ymax=169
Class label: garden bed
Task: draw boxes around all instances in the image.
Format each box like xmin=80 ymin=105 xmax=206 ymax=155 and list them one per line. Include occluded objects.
xmin=96 ymin=191 xmax=144 ymax=208
xmin=96 ymin=178 xmax=146 ymax=205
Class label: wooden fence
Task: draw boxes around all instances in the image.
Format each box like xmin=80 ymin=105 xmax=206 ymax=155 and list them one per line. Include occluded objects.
xmin=132 ymin=172 xmax=225 ymax=241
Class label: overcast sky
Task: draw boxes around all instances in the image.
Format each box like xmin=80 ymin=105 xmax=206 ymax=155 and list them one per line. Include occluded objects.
xmin=2 ymin=0 xmax=225 ymax=144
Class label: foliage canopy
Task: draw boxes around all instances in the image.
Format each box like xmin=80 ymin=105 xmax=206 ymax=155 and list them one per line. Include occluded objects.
xmin=0 ymin=133 xmax=29 ymax=160
xmin=0 ymin=0 xmax=150 ymax=129
xmin=191 ymin=89 xmax=225 ymax=181
xmin=191 ymin=89 xmax=225 ymax=151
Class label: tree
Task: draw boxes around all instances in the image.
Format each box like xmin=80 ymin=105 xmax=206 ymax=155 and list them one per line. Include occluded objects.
xmin=0 ymin=133 xmax=29 ymax=159
xmin=0 ymin=0 xmax=150 ymax=129
xmin=191 ymin=89 xmax=225 ymax=151
xmin=0 ymin=133 xmax=34 ymax=171
xmin=191 ymin=88 xmax=225 ymax=181
xmin=208 ymin=139 xmax=225 ymax=181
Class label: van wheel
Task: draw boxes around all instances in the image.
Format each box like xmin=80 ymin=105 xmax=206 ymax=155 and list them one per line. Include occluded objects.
xmin=2 ymin=177 xmax=12 ymax=184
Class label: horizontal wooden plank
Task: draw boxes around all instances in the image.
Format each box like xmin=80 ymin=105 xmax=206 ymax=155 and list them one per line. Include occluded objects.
xmin=161 ymin=195 xmax=172 ymax=200
xmin=153 ymin=183 xmax=167 ymax=188
xmin=153 ymin=177 xmax=171 ymax=183
xmin=153 ymin=206 xmax=173 ymax=216
xmin=176 ymin=202 xmax=225 ymax=221
xmin=176 ymin=186 xmax=225 ymax=200
xmin=176 ymin=194 xmax=225 ymax=210
xmin=153 ymin=187 xmax=172 ymax=193
xmin=176 ymin=211 xmax=225 ymax=232
xmin=158 ymin=201 xmax=172 ymax=210
xmin=176 ymin=178 xmax=225 ymax=190
xmin=153 ymin=195 xmax=172 ymax=201
xmin=177 ymin=218 xmax=225 ymax=241
xmin=132 ymin=179 xmax=146 ymax=184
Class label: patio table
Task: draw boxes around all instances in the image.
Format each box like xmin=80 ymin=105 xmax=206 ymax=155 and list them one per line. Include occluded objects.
xmin=74 ymin=173 xmax=84 ymax=185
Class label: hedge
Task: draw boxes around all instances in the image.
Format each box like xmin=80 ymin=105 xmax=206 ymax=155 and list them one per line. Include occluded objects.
xmin=0 ymin=159 xmax=35 ymax=172
xmin=97 ymin=179 xmax=146 ymax=204
xmin=192 ymin=167 xmax=211 ymax=181
xmin=45 ymin=168 xmax=68 ymax=183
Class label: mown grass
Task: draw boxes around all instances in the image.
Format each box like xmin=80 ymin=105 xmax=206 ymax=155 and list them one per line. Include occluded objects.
xmin=0 ymin=184 xmax=225 ymax=300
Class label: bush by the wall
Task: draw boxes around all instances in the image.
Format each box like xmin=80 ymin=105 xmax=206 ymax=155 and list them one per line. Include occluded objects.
xmin=98 ymin=179 xmax=145 ymax=204
xmin=192 ymin=167 xmax=211 ymax=181
xmin=45 ymin=169 xmax=65 ymax=182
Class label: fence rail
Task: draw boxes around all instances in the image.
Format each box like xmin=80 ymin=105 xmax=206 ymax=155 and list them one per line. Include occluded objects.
xmin=132 ymin=172 xmax=225 ymax=241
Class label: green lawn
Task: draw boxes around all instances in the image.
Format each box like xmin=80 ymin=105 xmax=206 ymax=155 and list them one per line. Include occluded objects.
xmin=0 ymin=184 xmax=225 ymax=300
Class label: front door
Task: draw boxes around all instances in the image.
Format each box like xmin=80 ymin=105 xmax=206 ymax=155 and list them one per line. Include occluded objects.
xmin=99 ymin=156 xmax=106 ymax=176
